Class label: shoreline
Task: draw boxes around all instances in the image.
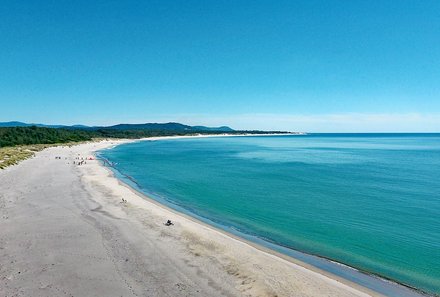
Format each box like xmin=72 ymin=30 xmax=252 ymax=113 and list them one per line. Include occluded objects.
xmin=0 ymin=135 xmax=432 ymax=296
xmin=95 ymin=136 xmax=430 ymax=297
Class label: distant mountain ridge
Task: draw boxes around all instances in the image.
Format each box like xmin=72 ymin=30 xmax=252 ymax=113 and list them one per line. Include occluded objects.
xmin=0 ymin=121 xmax=234 ymax=132
xmin=0 ymin=121 xmax=63 ymax=128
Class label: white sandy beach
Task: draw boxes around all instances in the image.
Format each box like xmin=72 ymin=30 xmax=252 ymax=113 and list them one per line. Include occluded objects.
xmin=0 ymin=138 xmax=383 ymax=297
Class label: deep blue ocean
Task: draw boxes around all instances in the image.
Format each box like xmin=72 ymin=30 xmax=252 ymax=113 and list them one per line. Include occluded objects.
xmin=99 ymin=134 xmax=440 ymax=294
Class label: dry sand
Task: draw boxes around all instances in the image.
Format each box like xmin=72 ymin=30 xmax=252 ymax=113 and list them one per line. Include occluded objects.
xmin=0 ymin=138 xmax=384 ymax=297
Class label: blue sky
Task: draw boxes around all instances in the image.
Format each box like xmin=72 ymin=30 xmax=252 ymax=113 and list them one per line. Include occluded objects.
xmin=1 ymin=1 xmax=439 ymax=132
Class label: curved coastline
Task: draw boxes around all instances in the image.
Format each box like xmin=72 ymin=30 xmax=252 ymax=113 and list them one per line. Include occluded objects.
xmin=96 ymin=136 xmax=432 ymax=297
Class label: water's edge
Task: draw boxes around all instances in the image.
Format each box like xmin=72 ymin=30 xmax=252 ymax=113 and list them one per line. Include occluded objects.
xmin=96 ymin=139 xmax=433 ymax=297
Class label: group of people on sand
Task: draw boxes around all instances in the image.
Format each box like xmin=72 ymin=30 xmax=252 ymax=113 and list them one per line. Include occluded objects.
xmin=73 ymin=155 xmax=93 ymax=166
xmin=73 ymin=159 xmax=87 ymax=165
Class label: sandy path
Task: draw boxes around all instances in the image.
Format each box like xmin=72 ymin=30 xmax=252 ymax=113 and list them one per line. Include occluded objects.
xmin=0 ymin=140 xmax=381 ymax=297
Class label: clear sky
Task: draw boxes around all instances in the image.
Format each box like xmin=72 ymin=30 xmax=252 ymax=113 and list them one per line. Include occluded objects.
xmin=1 ymin=1 xmax=439 ymax=132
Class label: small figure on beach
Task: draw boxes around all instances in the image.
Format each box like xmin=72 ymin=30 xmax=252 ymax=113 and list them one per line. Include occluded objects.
xmin=121 ymin=198 xmax=127 ymax=203
xmin=164 ymin=220 xmax=174 ymax=226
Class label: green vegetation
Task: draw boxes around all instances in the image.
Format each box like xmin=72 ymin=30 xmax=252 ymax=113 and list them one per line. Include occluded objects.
xmin=0 ymin=126 xmax=287 ymax=148
xmin=91 ymin=128 xmax=274 ymax=139
xmin=0 ymin=143 xmax=77 ymax=169
xmin=0 ymin=126 xmax=93 ymax=147
xmin=0 ymin=127 xmax=94 ymax=168
xmin=0 ymin=125 xmax=289 ymax=169
xmin=0 ymin=146 xmax=35 ymax=169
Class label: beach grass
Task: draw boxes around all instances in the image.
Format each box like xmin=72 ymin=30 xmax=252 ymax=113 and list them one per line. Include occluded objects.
xmin=0 ymin=144 xmax=57 ymax=169
xmin=0 ymin=139 xmax=108 ymax=169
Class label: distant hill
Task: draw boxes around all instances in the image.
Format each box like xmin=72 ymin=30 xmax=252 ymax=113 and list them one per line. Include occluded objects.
xmin=0 ymin=121 xmax=78 ymax=129
xmin=104 ymin=122 xmax=194 ymax=131
xmin=0 ymin=121 xmax=235 ymax=132
xmin=105 ymin=123 xmax=234 ymax=132
xmin=192 ymin=126 xmax=234 ymax=132
xmin=0 ymin=121 xmax=40 ymax=127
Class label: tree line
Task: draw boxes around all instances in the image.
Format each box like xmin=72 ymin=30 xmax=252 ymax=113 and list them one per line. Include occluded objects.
xmin=0 ymin=126 xmax=94 ymax=147
xmin=0 ymin=126 xmax=287 ymax=148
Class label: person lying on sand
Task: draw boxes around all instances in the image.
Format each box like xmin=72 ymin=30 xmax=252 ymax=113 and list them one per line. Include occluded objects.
xmin=164 ymin=220 xmax=174 ymax=226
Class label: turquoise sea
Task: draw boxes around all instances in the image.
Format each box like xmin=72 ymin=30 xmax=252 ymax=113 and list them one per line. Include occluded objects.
xmin=99 ymin=134 xmax=440 ymax=295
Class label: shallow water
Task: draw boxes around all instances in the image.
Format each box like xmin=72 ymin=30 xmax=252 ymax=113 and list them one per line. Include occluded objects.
xmin=100 ymin=134 xmax=440 ymax=294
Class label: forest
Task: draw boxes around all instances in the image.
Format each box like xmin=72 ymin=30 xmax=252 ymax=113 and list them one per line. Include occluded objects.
xmin=0 ymin=126 xmax=286 ymax=148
